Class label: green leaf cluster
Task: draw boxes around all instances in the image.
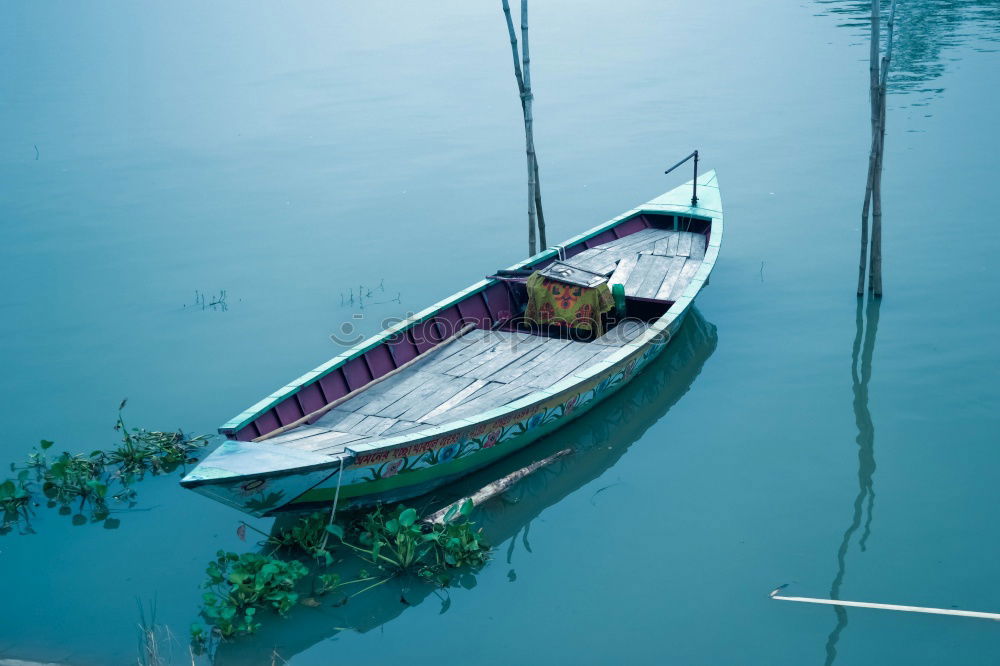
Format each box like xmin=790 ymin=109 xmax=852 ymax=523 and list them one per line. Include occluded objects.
xmin=336 ymin=500 xmax=489 ymax=584
xmin=266 ymin=511 xmax=338 ymax=564
xmin=109 ymin=408 xmax=209 ymax=475
xmin=199 ymin=550 xmax=308 ymax=638
xmin=0 ymin=406 xmax=211 ymax=534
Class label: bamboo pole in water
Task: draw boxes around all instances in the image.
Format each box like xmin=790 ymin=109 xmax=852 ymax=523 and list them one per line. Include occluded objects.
xmin=857 ymin=0 xmax=881 ymax=296
xmin=502 ymin=0 xmax=545 ymax=255
xmin=425 ymin=448 xmax=572 ymax=524
xmin=859 ymin=0 xmax=897 ymax=296
xmin=521 ymin=1 xmax=546 ymax=250
xmin=499 ymin=3 xmax=546 ymax=242
xmin=772 ymin=592 xmax=1000 ymax=621
xmin=869 ymin=0 xmax=897 ymax=296
xmin=521 ymin=0 xmax=538 ymax=256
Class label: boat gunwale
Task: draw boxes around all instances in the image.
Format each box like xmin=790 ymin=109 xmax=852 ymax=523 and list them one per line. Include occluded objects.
xmin=219 ymin=173 xmax=723 ymax=441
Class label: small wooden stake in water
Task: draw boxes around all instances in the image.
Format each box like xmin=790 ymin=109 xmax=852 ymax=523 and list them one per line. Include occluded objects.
xmin=770 ymin=589 xmax=1000 ymax=621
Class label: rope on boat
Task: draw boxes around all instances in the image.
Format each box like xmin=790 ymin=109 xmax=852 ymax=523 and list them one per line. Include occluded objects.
xmin=329 ymin=457 xmax=345 ymax=521
xmin=771 ymin=590 xmax=1000 ymax=621
xmin=320 ymin=457 xmax=346 ymax=551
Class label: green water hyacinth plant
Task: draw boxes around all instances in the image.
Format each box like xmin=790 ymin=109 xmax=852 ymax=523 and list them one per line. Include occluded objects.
xmin=336 ymin=500 xmax=489 ymax=586
xmin=0 ymin=405 xmax=211 ymax=534
xmin=0 ymin=475 xmax=31 ymax=523
xmin=199 ymin=550 xmax=309 ymax=639
xmin=109 ymin=404 xmax=209 ymax=476
xmin=266 ymin=511 xmax=339 ymax=565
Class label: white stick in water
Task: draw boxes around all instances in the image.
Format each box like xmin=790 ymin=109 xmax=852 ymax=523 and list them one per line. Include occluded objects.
xmin=770 ymin=590 xmax=1000 ymax=621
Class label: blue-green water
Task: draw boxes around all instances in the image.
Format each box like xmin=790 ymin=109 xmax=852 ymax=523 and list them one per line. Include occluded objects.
xmin=2 ymin=1 xmax=999 ymax=664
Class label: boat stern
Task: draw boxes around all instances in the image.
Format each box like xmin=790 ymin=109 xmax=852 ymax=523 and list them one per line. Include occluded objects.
xmin=180 ymin=440 xmax=345 ymax=516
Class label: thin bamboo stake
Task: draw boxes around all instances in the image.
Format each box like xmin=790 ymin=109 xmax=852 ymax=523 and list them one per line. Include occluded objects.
xmin=534 ymin=151 xmax=546 ymax=249
xmin=870 ymin=0 xmax=897 ymax=296
xmin=858 ymin=0 xmax=881 ymax=295
xmin=771 ymin=592 xmax=1000 ymax=621
xmin=521 ymin=0 xmax=538 ymax=257
xmin=252 ymin=323 xmax=477 ymax=442
xmin=857 ymin=151 xmax=876 ymax=296
xmin=502 ymin=0 xmax=546 ymax=254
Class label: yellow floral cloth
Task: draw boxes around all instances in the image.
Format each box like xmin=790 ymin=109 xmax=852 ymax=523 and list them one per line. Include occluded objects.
xmin=524 ymin=272 xmax=614 ymax=335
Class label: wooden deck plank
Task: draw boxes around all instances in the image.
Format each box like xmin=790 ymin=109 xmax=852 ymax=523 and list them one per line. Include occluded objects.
xmin=425 ymin=332 xmax=517 ymax=375
xmin=676 ymin=232 xmax=694 ymax=257
xmin=439 ymin=332 xmax=540 ymax=378
xmin=345 ymin=371 xmax=436 ymax=416
xmin=607 ymin=253 xmax=640 ymax=288
xmin=432 ymin=383 xmax=539 ymax=424
xmin=502 ymin=341 xmax=584 ymax=386
xmin=627 ymin=232 xmax=674 ymax=255
xmin=563 ymin=249 xmax=618 ymax=275
xmin=264 ymin=425 xmax=337 ymax=446
xmin=523 ymin=343 xmax=603 ymax=388
xmin=593 ymin=320 xmax=650 ymax=346
xmin=689 ymin=233 xmax=707 ymax=261
xmin=633 ymin=255 xmax=673 ymax=299
xmin=600 ymin=231 xmax=664 ymax=256
xmin=623 ymin=254 xmax=659 ymax=297
xmin=284 ymin=429 xmax=369 ymax=452
xmin=350 ymin=414 xmax=402 ymax=437
xmin=417 ymin=335 xmax=494 ymax=372
xmin=313 ymin=409 xmax=368 ymax=430
xmin=388 ymin=374 xmax=477 ymax=421
xmin=463 ymin=334 xmax=548 ymax=380
xmin=654 ymin=255 xmax=689 ymax=301
xmin=665 ymin=233 xmax=680 ymax=256
xmin=489 ymin=339 xmax=571 ymax=383
xmin=420 ymin=382 xmax=520 ymax=425
xmin=651 ymin=232 xmax=680 ymax=256
xmin=669 ymin=258 xmax=702 ymax=301
xmin=592 ymin=228 xmax=659 ymax=251
xmin=417 ymin=378 xmax=492 ymax=423
xmin=380 ymin=420 xmax=428 ymax=436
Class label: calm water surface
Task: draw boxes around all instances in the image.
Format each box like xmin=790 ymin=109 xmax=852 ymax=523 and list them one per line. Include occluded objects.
xmin=1 ymin=1 xmax=999 ymax=664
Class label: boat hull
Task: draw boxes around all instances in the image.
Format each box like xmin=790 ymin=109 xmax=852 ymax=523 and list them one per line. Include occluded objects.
xmin=285 ymin=308 xmax=689 ymax=511
xmin=183 ymin=171 xmax=723 ymax=516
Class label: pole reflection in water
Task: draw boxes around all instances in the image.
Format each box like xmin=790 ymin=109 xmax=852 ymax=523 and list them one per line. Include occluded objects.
xmin=825 ymin=296 xmax=881 ymax=666
xmin=215 ymin=308 xmax=718 ymax=665
xmin=815 ymin=0 xmax=1000 ymax=102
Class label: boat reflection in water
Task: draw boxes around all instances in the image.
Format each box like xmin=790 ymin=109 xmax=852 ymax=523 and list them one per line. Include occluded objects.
xmin=215 ymin=308 xmax=718 ymax=665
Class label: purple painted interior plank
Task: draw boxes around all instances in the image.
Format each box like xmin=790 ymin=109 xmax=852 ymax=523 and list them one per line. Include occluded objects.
xmin=319 ymin=370 xmax=349 ymax=402
xmin=342 ymin=356 xmax=373 ymax=390
xmin=255 ymin=410 xmax=280 ymax=435
xmin=365 ymin=344 xmax=395 ymax=378
xmin=297 ymin=383 xmax=326 ymax=415
xmin=616 ymin=216 xmax=646 ymax=236
xmin=275 ymin=397 xmax=303 ymax=426
xmin=388 ymin=334 xmax=419 ymax=365
xmin=483 ymin=282 xmax=515 ymax=321
xmin=564 ymin=243 xmax=586 ymax=258
xmin=235 ymin=424 xmax=258 ymax=441
xmin=410 ymin=318 xmax=442 ymax=353
xmin=433 ymin=305 xmax=465 ymax=340
xmin=588 ymin=229 xmax=617 ymax=246
xmin=456 ymin=293 xmax=491 ymax=329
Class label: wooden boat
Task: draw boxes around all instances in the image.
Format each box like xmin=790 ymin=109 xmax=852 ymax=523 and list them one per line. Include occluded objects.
xmin=181 ymin=171 xmax=723 ymax=516
xmin=214 ymin=310 xmax=717 ymax=665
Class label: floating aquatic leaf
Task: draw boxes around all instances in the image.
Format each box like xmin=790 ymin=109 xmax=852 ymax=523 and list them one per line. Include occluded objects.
xmin=399 ymin=508 xmax=417 ymax=527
